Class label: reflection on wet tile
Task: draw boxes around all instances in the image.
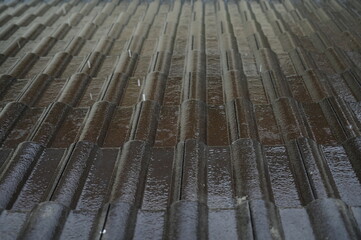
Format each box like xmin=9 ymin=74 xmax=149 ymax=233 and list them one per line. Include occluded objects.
xmin=0 ymin=0 xmax=361 ymax=237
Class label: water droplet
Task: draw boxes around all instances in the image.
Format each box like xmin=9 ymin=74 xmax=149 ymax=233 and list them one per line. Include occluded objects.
xmin=236 ymin=195 xmax=248 ymax=205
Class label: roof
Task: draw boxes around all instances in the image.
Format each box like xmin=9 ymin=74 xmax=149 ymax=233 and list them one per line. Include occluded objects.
xmin=0 ymin=0 xmax=361 ymax=239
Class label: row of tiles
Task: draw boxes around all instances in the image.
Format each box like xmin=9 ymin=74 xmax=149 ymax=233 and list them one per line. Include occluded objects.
xmin=1 ymin=198 xmax=361 ymax=240
xmin=1 ymin=0 xmax=361 ymax=106
xmin=1 ymin=138 xmax=361 ymax=212
xmin=0 ymin=2 xmax=360 ymax=152
xmin=0 ymin=0 xmax=361 ymax=239
xmin=1 ymin=96 xmax=361 ymax=148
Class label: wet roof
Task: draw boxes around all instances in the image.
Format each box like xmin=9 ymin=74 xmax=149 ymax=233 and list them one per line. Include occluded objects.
xmin=0 ymin=0 xmax=361 ymax=239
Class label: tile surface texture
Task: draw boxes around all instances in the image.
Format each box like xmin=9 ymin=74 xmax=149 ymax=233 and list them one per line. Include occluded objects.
xmin=1 ymin=0 xmax=361 ymax=239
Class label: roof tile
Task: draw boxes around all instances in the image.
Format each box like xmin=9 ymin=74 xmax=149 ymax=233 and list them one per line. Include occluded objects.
xmin=1 ymin=0 xmax=361 ymax=238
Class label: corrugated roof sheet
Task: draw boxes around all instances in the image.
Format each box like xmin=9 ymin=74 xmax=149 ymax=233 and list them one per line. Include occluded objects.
xmin=0 ymin=0 xmax=361 ymax=239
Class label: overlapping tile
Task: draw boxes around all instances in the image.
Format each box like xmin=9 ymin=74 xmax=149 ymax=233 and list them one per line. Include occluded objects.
xmin=1 ymin=0 xmax=361 ymax=239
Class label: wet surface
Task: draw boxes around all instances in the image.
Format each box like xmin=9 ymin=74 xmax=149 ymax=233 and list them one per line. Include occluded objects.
xmin=2 ymin=108 xmax=44 ymax=148
xmin=265 ymin=146 xmax=301 ymax=208
xmin=207 ymin=147 xmax=234 ymax=208
xmin=103 ymin=107 xmax=134 ymax=147
xmin=0 ymin=79 xmax=28 ymax=103
xmin=51 ymin=108 xmax=88 ymax=148
xmin=34 ymin=79 xmax=67 ymax=107
xmin=1 ymin=0 xmax=361 ymax=239
xmin=142 ymin=148 xmax=174 ymax=210
xmin=154 ymin=106 xmax=179 ymax=147
xmin=255 ymin=104 xmax=283 ymax=145
xmin=11 ymin=149 xmax=65 ymax=210
xmin=322 ymin=145 xmax=361 ymax=206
